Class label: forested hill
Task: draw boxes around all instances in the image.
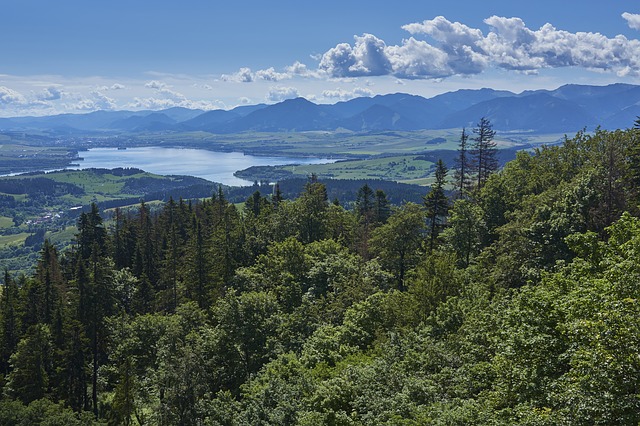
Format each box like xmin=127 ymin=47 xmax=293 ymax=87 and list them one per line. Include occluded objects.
xmin=1 ymin=125 xmax=640 ymax=424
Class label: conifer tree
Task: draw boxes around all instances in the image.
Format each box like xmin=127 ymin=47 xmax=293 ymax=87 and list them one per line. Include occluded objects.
xmin=5 ymin=323 xmax=53 ymax=404
xmin=424 ymin=159 xmax=449 ymax=251
xmin=76 ymin=204 xmax=107 ymax=261
xmin=471 ymin=117 xmax=497 ymax=189
xmin=35 ymin=240 xmax=64 ymax=325
xmin=355 ymin=184 xmax=375 ymax=259
xmin=0 ymin=269 xmax=20 ymax=375
xmin=453 ymin=128 xmax=472 ymax=198
xmin=272 ymin=182 xmax=283 ymax=207
xmin=297 ymin=178 xmax=329 ymax=244
xmin=374 ymin=189 xmax=390 ymax=223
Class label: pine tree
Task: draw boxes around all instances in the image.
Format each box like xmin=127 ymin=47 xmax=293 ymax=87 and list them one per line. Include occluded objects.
xmin=424 ymin=159 xmax=449 ymax=251
xmin=297 ymin=178 xmax=328 ymax=244
xmin=374 ymin=189 xmax=390 ymax=223
xmin=471 ymin=117 xmax=498 ymax=189
xmin=355 ymin=184 xmax=375 ymax=220
xmin=453 ymin=128 xmax=472 ymax=198
xmin=184 ymin=215 xmax=210 ymax=308
xmin=76 ymin=203 xmax=107 ymax=261
xmin=355 ymin=184 xmax=376 ymax=259
xmin=272 ymin=182 xmax=283 ymax=207
xmin=35 ymin=240 xmax=64 ymax=325
xmin=5 ymin=323 xmax=53 ymax=404
xmin=0 ymin=269 xmax=20 ymax=375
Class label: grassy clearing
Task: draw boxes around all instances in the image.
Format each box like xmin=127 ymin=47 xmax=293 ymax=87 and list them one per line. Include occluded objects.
xmin=0 ymin=233 xmax=30 ymax=248
xmin=238 ymin=154 xmax=437 ymax=184
xmin=0 ymin=216 xmax=13 ymax=229
xmin=46 ymin=226 xmax=78 ymax=247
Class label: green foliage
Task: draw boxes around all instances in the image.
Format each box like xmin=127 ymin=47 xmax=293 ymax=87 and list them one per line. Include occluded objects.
xmin=370 ymin=203 xmax=426 ymax=290
xmin=2 ymin=125 xmax=640 ymax=423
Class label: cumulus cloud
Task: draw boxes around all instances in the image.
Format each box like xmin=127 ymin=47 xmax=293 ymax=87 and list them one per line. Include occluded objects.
xmin=144 ymin=80 xmax=191 ymax=102
xmin=127 ymin=97 xmax=223 ymax=111
xmin=37 ymin=86 xmax=64 ymax=101
xmin=286 ymin=61 xmax=311 ymax=76
xmin=0 ymin=86 xmax=26 ymax=105
xmin=623 ymin=12 xmax=640 ymax=30
xmin=319 ymin=34 xmax=392 ymax=77
xmin=90 ymin=90 xmax=117 ymax=110
xmin=222 ymin=62 xmax=317 ymax=83
xmin=266 ymin=86 xmax=300 ymax=102
xmin=255 ymin=67 xmax=289 ymax=81
xmin=221 ymin=67 xmax=254 ymax=82
xmin=322 ymin=87 xmax=374 ymax=101
xmin=96 ymin=83 xmax=127 ymax=91
xmin=145 ymin=80 xmax=167 ymax=90
xmin=318 ymin=15 xmax=640 ymax=79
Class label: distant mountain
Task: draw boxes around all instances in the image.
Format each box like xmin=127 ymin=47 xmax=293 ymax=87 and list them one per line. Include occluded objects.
xmin=2 ymin=83 xmax=639 ymax=134
xmin=429 ymin=88 xmax=515 ymax=112
xmin=602 ymin=104 xmax=640 ymax=130
xmin=181 ymin=110 xmax=240 ymax=131
xmin=215 ymin=97 xmax=339 ymax=133
xmin=7 ymin=110 xmax=147 ymax=131
xmin=159 ymin=107 xmax=204 ymax=122
xmin=109 ymin=113 xmax=177 ymax=132
xmin=0 ymin=118 xmax=16 ymax=130
xmin=339 ymin=104 xmax=421 ymax=131
xmin=439 ymin=93 xmax=595 ymax=133
xmin=230 ymin=104 xmax=268 ymax=117
xmin=524 ymin=83 xmax=640 ymax=123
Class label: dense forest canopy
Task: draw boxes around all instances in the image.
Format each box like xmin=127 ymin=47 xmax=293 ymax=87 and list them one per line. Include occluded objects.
xmin=1 ymin=122 xmax=640 ymax=425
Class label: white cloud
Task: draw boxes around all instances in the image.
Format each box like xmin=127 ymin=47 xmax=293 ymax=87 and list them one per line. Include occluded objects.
xmin=221 ymin=67 xmax=254 ymax=83
xmin=144 ymin=80 xmax=192 ymax=103
xmin=145 ymin=80 xmax=167 ymax=89
xmin=37 ymin=86 xmax=64 ymax=101
xmin=126 ymin=97 xmax=222 ymax=111
xmin=110 ymin=83 xmax=126 ymax=90
xmin=319 ymin=34 xmax=392 ymax=77
xmin=322 ymin=87 xmax=374 ymax=101
xmin=623 ymin=12 xmax=640 ymax=30
xmin=90 ymin=90 xmax=117 ymax=110
xmin=255 ymin=67 xmax=289 ymax=81
xmin=266 ymin=86 xmax=300 ymax=102
xmin=0 ymin=86 xmax=26 ymax=105
xmin=286 ymin=61 xmax=310 ymax=76
xmin=222 ymin=62 xmax=318 ymax=84
xmin=239 ymin=97 xmax=252 ymax=104
xmin=318 ymin=15 xmax=640 ymax=79
xmin=386 ymin=37 xmax=453 ymax=79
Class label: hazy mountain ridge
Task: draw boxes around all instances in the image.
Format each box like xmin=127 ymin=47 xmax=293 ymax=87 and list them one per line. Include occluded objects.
xmin=1 ymin=83 xmax=639 ymax=134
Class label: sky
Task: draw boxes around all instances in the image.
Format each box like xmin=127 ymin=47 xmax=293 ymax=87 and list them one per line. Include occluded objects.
xmin=1 ymin=0 xmax=640 ymax=117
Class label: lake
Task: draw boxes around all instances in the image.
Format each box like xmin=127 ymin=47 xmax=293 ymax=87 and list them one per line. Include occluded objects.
xmin=69 ymin=147 xmax=334 ymax=186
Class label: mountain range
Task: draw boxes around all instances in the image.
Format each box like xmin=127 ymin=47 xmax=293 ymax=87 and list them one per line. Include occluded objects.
xmin=1 ymin=83 xmax=639 ymax=135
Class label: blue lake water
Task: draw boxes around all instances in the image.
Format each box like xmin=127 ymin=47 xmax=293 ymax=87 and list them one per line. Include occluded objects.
xmin=69 ymin=147 xmax=334 ymax=186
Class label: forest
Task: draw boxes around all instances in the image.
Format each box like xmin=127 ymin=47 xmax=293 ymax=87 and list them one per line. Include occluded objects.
xmin=0 ymin=120 xmax=639 ymax=425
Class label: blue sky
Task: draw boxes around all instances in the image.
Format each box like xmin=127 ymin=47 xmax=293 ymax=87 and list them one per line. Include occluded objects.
xmin=1 ymin=0 xmax=639 ymax=116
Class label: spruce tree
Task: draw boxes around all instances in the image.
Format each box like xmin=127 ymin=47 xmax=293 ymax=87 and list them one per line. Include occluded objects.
xmin=453 ymin=128 xmax=472 ymax=198
xmin=471 ymin=117 xmax=497 ymax=189
xmin=355 ymin=184 xmax=376 ymax=259
xmin=374 ymin=189 xmax=390 ymax=223
xmin=424 ymin=159 xmax=449 ymax=251
xmin=0 ymin=269 xmax=20 ymax=375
